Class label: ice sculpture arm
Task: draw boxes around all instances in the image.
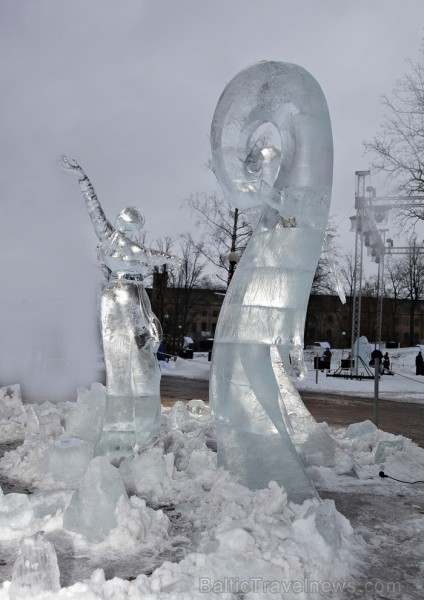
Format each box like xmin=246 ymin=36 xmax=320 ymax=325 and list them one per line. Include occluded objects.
xmin=60 ymin=156 xmax=114 ymax=241
xmin=146 ymin=248 xmax=181 ymax=268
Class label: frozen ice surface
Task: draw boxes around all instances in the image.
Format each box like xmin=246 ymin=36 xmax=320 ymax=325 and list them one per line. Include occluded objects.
xmin=66 ymin=382 xmax=106 ymax=444
xmin=63 ymin=456 xmax=128 ymax=542
xmin=345 ymin=420 xmax=377 ymax=440
xmin=374 ymin=439 xmax=404 ymax=464
xmin=0 ymin=492 xmax=33 ymax=530
xmin=43 ymin=437 xmax=93 ymax=482
xmin=210 ymin=62 xmax=334 ymax=502
xmin=9 ymin=532 xmax=60 ymax=599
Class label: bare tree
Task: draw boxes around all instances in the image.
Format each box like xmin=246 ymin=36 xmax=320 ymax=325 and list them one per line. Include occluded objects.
xmin=384 ymin=256 xmax=408 ymax=341
xmin=364 ymin=45 xmax=424 ymax=224
xmin=150 ymin=234 xmax=213 ymax=355
xmin=385 ymin=237 xmax=424 ymax=345
xmin=186 ymin=192 xmax=253 ymax=285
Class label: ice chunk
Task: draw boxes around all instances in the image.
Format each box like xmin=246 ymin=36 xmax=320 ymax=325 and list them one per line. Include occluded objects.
xmin=0 ymin=384 xmax=23 ymax=417
xmin=25 ymin=406 xmax=40 ymax=435
xmin=345 ymin=420 xmax=378 ymax=440
xmin=0 ymin=493 xmax=33 ymax=530
xmin=187 ymin=399 xmax=211 ymax=419
xmin=306 ymin=499 xmax=350 ymax=550
xmin=63 ymin=456 xmax=128 ymax=542
xmin=66 ymin=382 xmax=106 ymax=444
xmin=209 ymin=62 xmax=333 ymax=501
xmin=43 ymin=437 xmax=93 ymax=482
xmin=9 ymin=532 xmax=60 ymax=599
xmin=29 ymin=490 xmax=72 ymax=518
xmin=168 ymin=401 xmax=189 ymax=431
xmin=374 ymin=439 xmax=404 ymax=464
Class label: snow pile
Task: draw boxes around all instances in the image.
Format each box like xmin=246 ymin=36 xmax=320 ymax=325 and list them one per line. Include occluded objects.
xmin=0 ymin=393 xmax=368 ymax=599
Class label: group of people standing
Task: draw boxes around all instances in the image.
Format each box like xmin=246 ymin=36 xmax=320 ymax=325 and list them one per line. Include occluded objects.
xmin=370 ymin=348 xmax=391 ymax=374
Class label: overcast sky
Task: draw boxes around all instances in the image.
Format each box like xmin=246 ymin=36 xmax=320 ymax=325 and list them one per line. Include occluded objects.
xmin=1 ymin=0 xmax=423 ymax=393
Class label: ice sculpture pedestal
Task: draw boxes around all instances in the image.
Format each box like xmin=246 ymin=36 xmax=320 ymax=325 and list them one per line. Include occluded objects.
xmin=96 ymin=394 xmax=160 ymax=461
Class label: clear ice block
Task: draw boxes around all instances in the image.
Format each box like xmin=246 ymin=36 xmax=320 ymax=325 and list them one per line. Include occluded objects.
xmin=0 ymin=493 xmax=33 ymax=530
xmin=63 ymin=456 xmax=128 ymax=542
xmin=66 ymin=382 xmax=106 ymax=445
xmin=10 ymin=532 xmax=60 ymax=599
xmin=43 ymin=437 xmax=93 ymax=482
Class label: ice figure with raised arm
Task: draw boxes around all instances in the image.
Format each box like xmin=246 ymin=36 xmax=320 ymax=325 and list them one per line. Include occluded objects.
xmin=210 ymin=61 xmax=337 ymax=503
xmin=61 ymin=157 xmax=179 ymax=461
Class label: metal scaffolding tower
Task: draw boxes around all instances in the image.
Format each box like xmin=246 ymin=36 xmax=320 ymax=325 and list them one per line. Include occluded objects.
xmin=350 ymin=171 xmax=424 ymax=372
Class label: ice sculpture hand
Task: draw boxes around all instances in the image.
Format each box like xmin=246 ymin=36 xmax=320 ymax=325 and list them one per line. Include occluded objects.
xmin=210 ymin=61 xmax=335 ymax=502
xmin=59 ymin=156 xmax=85 ymax=179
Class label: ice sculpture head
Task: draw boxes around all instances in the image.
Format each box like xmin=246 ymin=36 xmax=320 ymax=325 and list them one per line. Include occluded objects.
xmin=115 ymin=207 xmax=145 ymax=242
xmin=211 ymin=60 xmax=333 ymax=227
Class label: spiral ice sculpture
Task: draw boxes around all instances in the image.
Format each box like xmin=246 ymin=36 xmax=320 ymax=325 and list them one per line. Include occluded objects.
xmin=210 ymin=61 xmax=335 ymax=502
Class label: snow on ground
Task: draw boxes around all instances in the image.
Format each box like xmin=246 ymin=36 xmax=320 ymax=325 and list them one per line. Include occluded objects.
xmin=0 ymin=349 xmax=424 ymax=598
xmin=162 ymin=346 xmax=424 ymax=403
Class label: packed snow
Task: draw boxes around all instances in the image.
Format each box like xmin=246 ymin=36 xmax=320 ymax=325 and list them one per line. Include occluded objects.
xmin=0 ymin=348 xmax=424 ymax=598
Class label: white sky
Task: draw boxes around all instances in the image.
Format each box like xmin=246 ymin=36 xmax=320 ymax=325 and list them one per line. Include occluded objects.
xmin=1 ymin=0 xmax=424 ymax=388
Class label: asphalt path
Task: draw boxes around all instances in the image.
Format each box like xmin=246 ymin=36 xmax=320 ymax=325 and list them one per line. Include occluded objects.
xmin=161 ymin=376 xmax=424 ymax=448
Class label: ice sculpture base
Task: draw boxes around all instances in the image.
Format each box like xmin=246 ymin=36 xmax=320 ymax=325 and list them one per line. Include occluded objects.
xmin=96 ymin=394 xmax=160 ymax=462
xmin=217 ymin=424 xmax=318 ymax=504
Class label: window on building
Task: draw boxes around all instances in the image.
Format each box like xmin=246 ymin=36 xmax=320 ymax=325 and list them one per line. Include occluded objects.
xmin=202 ymin=310 xmax=208 ymax=317
xmin=403 ymin=317 xmax=410 ymax=326
xmin=201 ymin=322 xmax=207 ymax=331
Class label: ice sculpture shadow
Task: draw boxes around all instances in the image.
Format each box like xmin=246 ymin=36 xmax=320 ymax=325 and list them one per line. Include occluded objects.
xmin=61 ymin=158 xmax=179 ymax=462
xmin=210 ymin=61 xmax=336 ymax=503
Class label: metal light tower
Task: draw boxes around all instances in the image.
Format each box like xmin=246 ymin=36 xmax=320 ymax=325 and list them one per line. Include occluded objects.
xmin=350 ymin=171 xmax=424 ymax=369
xmin=350 ymin=171 xmax=369 ymax=373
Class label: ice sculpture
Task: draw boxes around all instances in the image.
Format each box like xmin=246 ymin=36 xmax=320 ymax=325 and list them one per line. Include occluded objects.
xmin=10 ymin=533 xmax=60 ymax=599
xmin=61 ymin=157 xmax=179 ymax=460
xmin=210 ymin=61 xmax=334 ymax=502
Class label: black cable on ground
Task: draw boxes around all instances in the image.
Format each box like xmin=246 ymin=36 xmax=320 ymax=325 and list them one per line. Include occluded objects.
xmin=379 ymin=471 xmax=424 ymax=484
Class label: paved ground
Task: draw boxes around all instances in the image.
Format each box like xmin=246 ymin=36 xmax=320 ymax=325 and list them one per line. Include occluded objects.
xmin=160 ymin=376 xmax=424 ymax=447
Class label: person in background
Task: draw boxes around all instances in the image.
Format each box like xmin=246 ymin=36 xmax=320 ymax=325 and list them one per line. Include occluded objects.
xmin=323 ymin=347 xmax=332 ymax=370
xmin=382 ymin=352 xmax=391 ymax=374
xmin=416 ymin=350 xmax=424 ymax=375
